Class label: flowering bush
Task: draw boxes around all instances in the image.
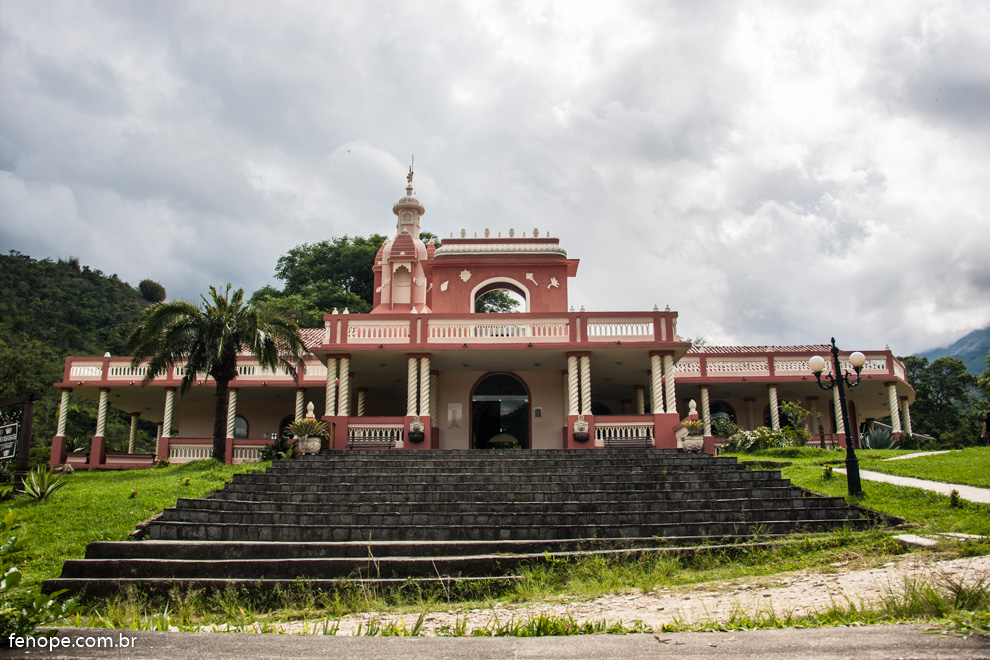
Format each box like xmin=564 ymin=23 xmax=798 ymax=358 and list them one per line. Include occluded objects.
xmin=721 ymin=426 xmax=794 ymax=453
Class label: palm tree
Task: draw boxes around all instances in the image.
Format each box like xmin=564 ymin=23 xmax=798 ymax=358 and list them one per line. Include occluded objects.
xmin=127 ymin=284 xmax=309 ymax=463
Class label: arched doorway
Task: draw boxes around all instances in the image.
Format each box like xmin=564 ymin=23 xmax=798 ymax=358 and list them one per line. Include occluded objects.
xmin=471 ymin=373 xmax=530 ymax=449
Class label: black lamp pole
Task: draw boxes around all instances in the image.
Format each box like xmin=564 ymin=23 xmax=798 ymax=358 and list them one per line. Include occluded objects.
xmin=811 ymin=338 xmax=864 ymax=497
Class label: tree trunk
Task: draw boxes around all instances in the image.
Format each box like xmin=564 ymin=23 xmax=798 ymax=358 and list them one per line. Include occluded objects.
xmin=213 ymin=378 xmax=230 ymax=463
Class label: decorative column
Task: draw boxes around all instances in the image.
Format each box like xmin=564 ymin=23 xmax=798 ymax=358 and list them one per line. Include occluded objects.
xmin=634 ymin=386 xmax=646 ymax=415
xmin=357 ymin=388 xmax=367 ymax=417
xmin=56 ymin=389 xmax=71 ymax=438
xmin=566 ymin=355 xmax=580 ymax=416
xmin=768 ymin=385 xmax=780 ymax=431
xmin=95 ymin=388 xmax=109 ymax=438
xmin=663 ymin=355 xmax=676 ymax=415
xmin=650 ymin=355 xmax=664 ymax=414
xmin=579 ymin=355 xmax=592 ymax=416
xmin=324 ymin=357 xmax=338 ymax=418
xmin=745 ymin=398 xmax=756 ymax=431
xmin=226 ymin=389 xmax=238 ymax=438
xmin=700 ymin=386 xmax=712 ymax=437
xmin=886 ymin=382 xmax=902 ymax=434
xmin=429 ymin=372 xmax=439 ymax=422
xmin=336 ymin=356 xmax=351 ymax=416
xmin=419 ymin=355 xmax=431 ymax=417
xmin=646 ymin=373 xmax=655 ymax=413
xmin=832 ymin=387 xmax=845 ymax=435
xmin=901 ymin=397 xmax=913 ymax=436
xmin=407 ymin=356 xmax=419 ymax=417
xmin=295 ymin=388 xmax=305 ymax=421
xmin=159 ymin=387 xmax=176 ymax=461
xmin=128 ymin=413 xmax=140 ymax=454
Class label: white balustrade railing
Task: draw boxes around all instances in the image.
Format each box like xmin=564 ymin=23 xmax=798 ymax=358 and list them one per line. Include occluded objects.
xmin=347 ymin=424 xmax=404 ymax=447
xmin=233 ymin=446 xmax=262 ymax=463
xmin=586 ymin=321 xmax=653 ymax=338
xmin=169 ymin=444 xmax=212 ymax=463
xmin=69 ymin=364 xmax=103 ymax=378
xmin=347 ymin=322 xmax=411 ymax=342
xmin=428 ymin=321 xmax=568 ymax=341
xmin=707 ymin=358 xmax=770 ymax=373
xmin=594 ymin=422 xmax=654 ymax=447
xmin=674 ymin=358 xmax=701 ymax=373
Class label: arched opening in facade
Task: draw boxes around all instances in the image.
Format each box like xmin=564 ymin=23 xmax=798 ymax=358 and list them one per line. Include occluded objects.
xmin=471 ymin=373 xmax=530 ymax=449
xmin=470 ymin=278 xmax=529 ymax=313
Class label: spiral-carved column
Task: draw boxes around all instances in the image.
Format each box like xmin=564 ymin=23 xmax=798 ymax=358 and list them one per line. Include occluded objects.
xmin=663 ymin=355 xmax=676 ymax=415
xmin=700 ymin=386 xmax=712 ymax=436
xmin=419 ymin=356 xmax=431 ymax=417
xmin=128 ymin=413 xmax=140 ymax=454
xmin=887 ymin=383 xmax=902 ymax=433
xmin=56 ymin=390 xmax=71 ymax=437
xmin=566 ymin=355 xmax=579 ymax=416
xmin=832 ymin=387 xmax=845 ymax=435
xmin=295 ymin=388 xmax=305 ymax=420
xmin=634 ymin=386 xmax=645 ymax=415
xmin=95 ymin=389 xmax=109 ymax=437
xmin=226 ymin=389 xmax=238 ymax=438
xmin=325 ymin=358 xmax=338 ymax=417
xmin=901 ymin=398 xmax=913 ymax=436
xmin=429 ymin=372 xmax=439 ymax=422
xmin=357 ymin=389 xmax=367 ymax=417
xmin=579 ymin=356 xmax=591 ymax=416
xmin=768 ymin=385 xmax=780 ymax=431
xmin=407 ymin=356 xmax=419 ymax=417
xmin=650 ymin=355 xmax=664 ymax=414
xmin=160 ymin=388 xmax=176 ymax=458
xmin=336 ymin=357 xmax=350 ymax=417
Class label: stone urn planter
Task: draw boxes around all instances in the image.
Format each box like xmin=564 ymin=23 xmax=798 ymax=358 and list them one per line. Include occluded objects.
xmin=682 ymin=436 xmax=705 ymax=453
xmin=286 ymin=414 xmax=329 ymax=456
xmin=295 ymin=434 xmax=323 ymax=455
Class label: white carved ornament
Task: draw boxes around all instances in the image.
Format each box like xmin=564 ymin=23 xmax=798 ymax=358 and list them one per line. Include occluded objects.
xmin=459 ymin=270 xmax=472 ymax=282
xmin=525 ymin=273 xmax=538 ymax=287
xmin=440 ymin=280 xmax=449 ymax=292
xmin=547 ymin=277 xmax=559 ymax=289
xmin=414 ymin=277 xmax=426 ymax=287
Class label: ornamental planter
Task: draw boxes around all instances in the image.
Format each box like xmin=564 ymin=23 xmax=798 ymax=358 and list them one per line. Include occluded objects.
xmin=408 ymin=431 xmax=425 ymax=444
xmin=682 ymin=435 xmax=704 ymax=453
xmin=296 ymin=434 xmax=322 ymax=455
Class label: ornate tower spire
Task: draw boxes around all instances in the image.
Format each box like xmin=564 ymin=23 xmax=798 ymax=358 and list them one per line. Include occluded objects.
xmin=393 ymin=165 xmax=425 ymax=237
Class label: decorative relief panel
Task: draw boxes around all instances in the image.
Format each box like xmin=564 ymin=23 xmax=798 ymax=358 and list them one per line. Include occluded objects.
xmin=440 ymin=280 xmax=449 ymax=292
xmin=459 ymin=270 xmax=472 ymax=282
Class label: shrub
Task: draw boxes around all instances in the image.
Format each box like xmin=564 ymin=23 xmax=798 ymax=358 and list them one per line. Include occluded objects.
xmin=722 ymin=427 xmax=794 ymax=453
xmin=21 ymin=467 xmax=68 ymax=502
xmin=259 ymin=435 xmax=298 ymax=461
xmin=711 ymin=413 xmax=738 ymax=438
xmin=0 ymin=511 xmax=81 ymax=638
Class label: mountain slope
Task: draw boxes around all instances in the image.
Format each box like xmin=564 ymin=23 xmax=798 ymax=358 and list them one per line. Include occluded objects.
xmin=915 ymin=326 xmax=990 ymax=375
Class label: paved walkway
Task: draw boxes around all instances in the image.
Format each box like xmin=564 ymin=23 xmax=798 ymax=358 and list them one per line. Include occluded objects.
xmin=881 ymin=450 xmax=951 ymax=462
xmin=835 ymin=467 xmax=990 ymax=504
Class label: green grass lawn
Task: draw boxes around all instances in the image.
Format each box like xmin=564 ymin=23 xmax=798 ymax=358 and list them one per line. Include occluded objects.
xmin=1 ymin=460 xmax=269 ymax=596
xmin=723 ymin=447 xmax=990 ymax=536
xmin=857 ymin=447 xmax=990 ymax=489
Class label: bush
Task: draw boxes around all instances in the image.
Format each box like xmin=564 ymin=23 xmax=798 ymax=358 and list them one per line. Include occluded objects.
xmin=722 ymin=427 xmax=794 ymax=453
xmin=28 ymin=444 xmax=51 ymax=470
xmin=0 ymin=511 xmax=80 ymax=639
xmin=711 ymin=413 xmax=738 ymax=438
xmin=259 ymin=435 xmax=298 ymax=461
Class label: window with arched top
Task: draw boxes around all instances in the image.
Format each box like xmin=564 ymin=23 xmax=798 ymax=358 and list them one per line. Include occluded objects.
xmin=234 ymin=416 xmax=248 ymax=440
xmin=471 ymin=279 xmax=528 ymax=313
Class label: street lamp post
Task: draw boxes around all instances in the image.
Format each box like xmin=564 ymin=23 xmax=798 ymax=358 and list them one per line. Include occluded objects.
xmin=809 ymin=339 xmax=867 ymax=497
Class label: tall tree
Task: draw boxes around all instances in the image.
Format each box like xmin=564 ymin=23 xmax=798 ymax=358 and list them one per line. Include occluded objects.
xmin=127 ymin=284 xmax=308 ymax=462
xmin=900 ymin=355 xmax=978 ymax=440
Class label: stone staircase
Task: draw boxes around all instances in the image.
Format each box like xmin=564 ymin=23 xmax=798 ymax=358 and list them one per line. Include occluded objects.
xmin=45 ymin=449 xmax=867 ymax=595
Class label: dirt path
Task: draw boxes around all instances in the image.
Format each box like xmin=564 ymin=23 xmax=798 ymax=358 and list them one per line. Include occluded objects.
xmin=263 ymin=553 xmax=990 ymax=636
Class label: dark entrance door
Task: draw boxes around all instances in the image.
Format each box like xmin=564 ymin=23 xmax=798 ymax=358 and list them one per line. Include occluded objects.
xmin=471 ymin=374 xmax=529 ymax=449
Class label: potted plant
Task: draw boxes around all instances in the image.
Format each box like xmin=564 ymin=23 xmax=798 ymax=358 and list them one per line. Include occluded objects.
xmin=682 ymin=419 xmax=704 ymax=453
xmin=287 ymin=418 xmax=329 ymax=455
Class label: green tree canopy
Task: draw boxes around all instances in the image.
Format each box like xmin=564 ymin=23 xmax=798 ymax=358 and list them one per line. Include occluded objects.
xmin=900 ymin=355 xmax=979 ymax=441
xmin=474 ymin=289 xmax=522 ymax=313
xmin=138 ymin=279 xmax=166 ymax=303
xmin=127 ymin=284 xmax=309 ymax=462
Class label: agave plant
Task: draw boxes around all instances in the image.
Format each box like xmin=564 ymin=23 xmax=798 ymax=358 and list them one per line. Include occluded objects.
xmin=682 ymin=420 xmax=704 ymax=435
xmin=22 ymin=467 xmax=68 ymax=502
xmin=287 ymin=418 xmax=329 ymax=439
xmin=863 ymin=426 xmax=897 ymax=449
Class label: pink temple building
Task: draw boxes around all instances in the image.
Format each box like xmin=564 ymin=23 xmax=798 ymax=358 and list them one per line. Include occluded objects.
xmin=49 ymin=177 xmax=916 ymax=468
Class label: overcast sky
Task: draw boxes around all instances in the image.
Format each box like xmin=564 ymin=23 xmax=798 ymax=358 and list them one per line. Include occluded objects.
xmin=2 ymin=1 xmax=988 ymax=355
